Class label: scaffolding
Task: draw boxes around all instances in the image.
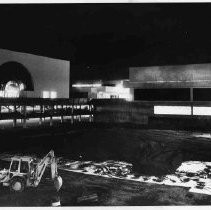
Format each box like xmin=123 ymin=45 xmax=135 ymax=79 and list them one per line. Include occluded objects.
xmin=0 ymin=98 xmax=94 ymax=128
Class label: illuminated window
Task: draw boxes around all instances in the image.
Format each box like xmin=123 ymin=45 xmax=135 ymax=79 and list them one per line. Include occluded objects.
xmin=19 ymin=83 xmax=24 ymax=91
xmin=96 ymin=82 xmax=132 ymax=101
xmin=193 ymin=107 xmax=211 ymax=116
xmin=154 ymin=106 xmax=191 ymax=115
xmin=43 ymin=91 xmax=50 ymax=98
xmin=43 ymin=91 xmax=57 ymax=98
xmin=3 ymin=81 xmax=25 ymax=98
xmin=0 ymin=91 xmax=4 ymax=97
xmin=154 ymin=105 xmax=211 ymax=116
xmin=50 ymin=91 xmax=57 ymax=99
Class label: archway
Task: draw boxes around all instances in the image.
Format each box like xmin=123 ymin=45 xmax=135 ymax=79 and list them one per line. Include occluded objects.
xmin=0 ymin=61 xmax=34 ymax=97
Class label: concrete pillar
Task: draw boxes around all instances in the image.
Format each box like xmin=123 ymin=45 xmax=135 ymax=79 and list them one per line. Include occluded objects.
xmin=50 ymin=117 xmax=53 ymax=126
xmin=50 ymin=105 xmax=53 ymax=126
xmin=91 ymin=105 xmax=95 ymax=123
xmin=61 ymin=105 xmax=64 ymax=123
xmin=190 ymin=88 xmax=193 ymax=102
xmin=39 ymin=105 xmax=42 ymax=125
xmin=79 ymin=105 xmax=81 ymax=122
xmin=43 ymin=105 xmax=45 ymax=123
xmin=23 ymin=105 xmax=27 ymax=128
xmin=89 ymin=105 xmax=92 ymax=122
xmin=89 ymin=115 xmax=92 ymax=122
xmin=130 ymin=88 xmax=134 ymax=101
xmin=71 ymin=104 xmax=74 ymax=124
xmin=13 ymin=105 xmax=17 ymax=127
xmin=190 ymin=88 xmax=193 ymax=115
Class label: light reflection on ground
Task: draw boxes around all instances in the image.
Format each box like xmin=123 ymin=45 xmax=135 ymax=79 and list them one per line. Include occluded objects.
xmin=192 ymin=133 xmax=211 ymax=139
xmin=1 ymin=152 xmax=211 ymax=196
xmin=58 ymin=159 xmax=211 ymax=196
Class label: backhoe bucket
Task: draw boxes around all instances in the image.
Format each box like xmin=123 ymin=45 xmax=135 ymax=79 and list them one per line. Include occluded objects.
xmin=54 ymin=176 xmax=63 ymax=191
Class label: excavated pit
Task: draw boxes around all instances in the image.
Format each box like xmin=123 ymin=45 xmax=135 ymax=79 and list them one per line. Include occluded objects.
xmin=2 ymin=127 xmax=211 ymax=177
xmin=2 ymin=127 xmax=211 ymax=206
xmin=60 ymin=128 xmax=211 ymax=176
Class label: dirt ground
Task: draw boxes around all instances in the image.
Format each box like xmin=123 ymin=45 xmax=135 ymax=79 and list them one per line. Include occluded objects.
xmin=1 ymin=125 xmax=211 ymax=206
xmin=0 ymin=169 xmax=210 ymax=206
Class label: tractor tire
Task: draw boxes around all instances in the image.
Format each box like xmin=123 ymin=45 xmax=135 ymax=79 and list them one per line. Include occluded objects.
xmin=10 ymin=177 xmax=26 ymax=192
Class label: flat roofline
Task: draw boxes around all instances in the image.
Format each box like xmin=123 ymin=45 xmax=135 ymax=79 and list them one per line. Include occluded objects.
xmin=130 ymin=62 xmax=211 ymax=69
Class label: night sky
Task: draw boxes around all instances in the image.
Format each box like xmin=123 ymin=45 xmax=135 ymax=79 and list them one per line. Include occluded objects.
xmin=0 ymin=3 xmax=211 ymax=81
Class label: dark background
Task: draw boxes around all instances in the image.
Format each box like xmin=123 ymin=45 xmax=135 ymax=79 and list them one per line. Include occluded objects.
xmin=0 ymin=3 xmax=211 ymax=81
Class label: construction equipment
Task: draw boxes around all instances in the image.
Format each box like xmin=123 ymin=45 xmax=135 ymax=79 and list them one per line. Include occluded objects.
xmin=0 ymin=150 xmax=62 ymax=192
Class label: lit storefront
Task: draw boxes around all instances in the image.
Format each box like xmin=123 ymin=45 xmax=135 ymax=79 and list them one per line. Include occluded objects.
xmin=72 ymin=80 xmax=132 ymax=101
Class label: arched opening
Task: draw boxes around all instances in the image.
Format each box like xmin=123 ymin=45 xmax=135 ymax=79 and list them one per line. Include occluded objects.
xmin=0 ymin=61 xmax=34 ymax=98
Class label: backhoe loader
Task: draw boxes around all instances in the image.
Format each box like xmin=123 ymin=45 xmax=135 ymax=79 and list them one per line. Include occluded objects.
xmin=0 ymin=150 xmax=62 ymax=192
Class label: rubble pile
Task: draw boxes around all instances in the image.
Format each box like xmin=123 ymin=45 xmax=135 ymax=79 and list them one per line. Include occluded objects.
xmin=58 ymin=158 xmax=132 ymax=178
xmin=58 ymin=158 xmax=211 ymax=196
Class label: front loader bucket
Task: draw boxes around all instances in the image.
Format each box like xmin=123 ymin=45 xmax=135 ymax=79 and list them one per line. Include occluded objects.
xmin=54 ymin=176 xmax=63 ymax=191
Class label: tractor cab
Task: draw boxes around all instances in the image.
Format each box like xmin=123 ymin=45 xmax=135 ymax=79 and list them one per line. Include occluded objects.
xmin=5 ymin=156 xmax=35 ymax=190
xmin=0 ymin=150 xmax=62 ymax=192
xmin=9 ymin=156 xmax=32 ymax=175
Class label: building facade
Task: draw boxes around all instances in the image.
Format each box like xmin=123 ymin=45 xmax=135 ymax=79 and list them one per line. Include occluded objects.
xmin=127 ymin=63 xmax=211 ymax=102
xmin=125 ymin=63 xmax=211 ymax=116
xmin=0 ymin=49 xmax=70 ymax=98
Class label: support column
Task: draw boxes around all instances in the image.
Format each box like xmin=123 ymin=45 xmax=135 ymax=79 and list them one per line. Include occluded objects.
xmin=39 ymin=105 xmax=42 ymax=125
xmin=91 ymin=105 xmax=94 ymax=123
xmin=79 ymin=104 xmax=81 ymax=122
xmin=13 ymin=105 xmax=17 ymax=127
xmin=190 ymin=88 xmax=193 ymax=115
xmin=71 ymin=102 xmax=74 ymax=124
xmin=61 ymin=105 xmax=64 ymax=123
xmin=50 ymin=105 xmax=53 ymax=126
xmin=23 ymin=105 xmax=26 ymax=128
xmin=43 ymin=105 xmax=45 ymax=123
xmin=89 ymin=105 xmax=92 ymax=122
xmin=0 ymin=105 xmax=1 ymax=125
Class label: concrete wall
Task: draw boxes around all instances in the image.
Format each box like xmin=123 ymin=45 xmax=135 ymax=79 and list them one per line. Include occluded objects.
xmin=129 ymin=63 xmax=211 ymax=88
xmin=93 ymin=99 xmax=211 ymax=130
xmin=0 ymin=49 xmax=70 ymax=98
xmin=93 ymin=99 xmax=152 ymax=125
